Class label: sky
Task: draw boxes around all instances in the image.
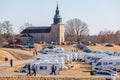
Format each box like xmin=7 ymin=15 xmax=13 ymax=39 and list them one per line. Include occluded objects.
xmin=0 ymin=0 xmax=120 ymax=35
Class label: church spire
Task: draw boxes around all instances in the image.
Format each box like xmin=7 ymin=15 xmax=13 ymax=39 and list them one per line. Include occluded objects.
xmin=53 ymin=3 xmax=62 ymax=24
xmin=56 ymin=3 xmax=59 ymax=15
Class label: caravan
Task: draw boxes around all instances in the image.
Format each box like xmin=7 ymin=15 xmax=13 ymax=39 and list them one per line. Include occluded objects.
xmin=40 ymin=47 xmax=64 ymax=54
xmin=92 ymin=56 xmax=120 ymax=71
xmin=20 ymin=62 xmax=60 ymax=75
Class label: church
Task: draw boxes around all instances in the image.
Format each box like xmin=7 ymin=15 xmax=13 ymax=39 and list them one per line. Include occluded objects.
xmin=21 ymin=4 xmax=64 ymax=44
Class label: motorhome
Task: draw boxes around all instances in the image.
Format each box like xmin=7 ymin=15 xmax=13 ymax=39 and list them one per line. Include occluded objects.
xmin=92 ymin=56 xmax=120 ymax=71
xmin=85 ymin=53 xmax=108 ymax=64
xmin=77 ymin=52 xmax=88 ymax=61
xmin=40 ymin=47 xmax=64 ymax=54
xmin=35 ymin=54 xmax=65 ymax=69
xmin=20 ymin=62 xmax=60 ymax=75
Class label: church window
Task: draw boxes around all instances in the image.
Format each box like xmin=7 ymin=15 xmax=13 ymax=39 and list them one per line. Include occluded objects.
xmin=41 ymin=34 xmax=44 ymax=40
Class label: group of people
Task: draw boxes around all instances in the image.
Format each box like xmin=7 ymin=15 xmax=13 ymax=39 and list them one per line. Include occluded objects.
xmin=26 ymin=64 xmax=57 ymax=76
xmin=27 ymin=64 xmax=37 ymax=76
xmin=5 ymin=57 xmax=13 ymax=67
xmin=33 ymin=49 xmax=38 ymax=56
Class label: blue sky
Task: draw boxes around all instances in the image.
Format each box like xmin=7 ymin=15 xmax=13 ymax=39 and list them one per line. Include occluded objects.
xmin=0 ymin=0 xmax=120 ymax=35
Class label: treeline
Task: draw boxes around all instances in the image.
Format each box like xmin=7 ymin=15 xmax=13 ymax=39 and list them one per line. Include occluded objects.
xmin=83 ymin=30 xmax=120 ymax=44
xmin=65 ymin=30 xmax=120 ymax=44
xmin=0 ymin=21 xmax=31 ymax=46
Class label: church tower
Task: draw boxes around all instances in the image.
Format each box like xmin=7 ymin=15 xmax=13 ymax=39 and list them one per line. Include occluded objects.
xmin=51 ymin=3 xmax=64 ymax=44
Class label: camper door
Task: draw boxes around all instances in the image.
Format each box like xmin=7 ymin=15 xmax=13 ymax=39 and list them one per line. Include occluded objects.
xmin=94 ymin=62 xmax=102 ymax=70
xmin=36 ymin=64 xmax=59 ymax=75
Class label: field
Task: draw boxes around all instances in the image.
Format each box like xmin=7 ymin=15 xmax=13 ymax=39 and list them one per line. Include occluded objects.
xmin=0 ymin=44 xmax=120 ymax=77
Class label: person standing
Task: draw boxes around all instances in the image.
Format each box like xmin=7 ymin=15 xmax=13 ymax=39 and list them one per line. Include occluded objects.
xmin=35 ymin=49 xmax=38 ymax=56
xmin=50 ymin=64 xmax=57 ymax=75
xmin=10 ymin=59 xmax=13 ymax=67
xmin=26 ymin=64 xmax=31 ymax=76
xmin=5 ymin=57 xmax=8 ymax=66
xmin=33 ymin=52 xmax=35 ymax=56
xmin=32 ymin=64 xmax=37 ymax=76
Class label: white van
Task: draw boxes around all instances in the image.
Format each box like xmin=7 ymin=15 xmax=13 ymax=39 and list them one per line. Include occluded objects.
xmin=92 ymin=56 xmax=120 ymax=71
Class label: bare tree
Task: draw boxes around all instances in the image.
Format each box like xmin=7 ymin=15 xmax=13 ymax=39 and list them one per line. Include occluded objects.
xmin=87 ymin=29 xmax=120 ymax=44
xmin=65 ymin=18 xmax=89 ymax=41
xmin=24 ymin=22 xmax=32 ymax=27
xmin=0 ymin=22 xmax=2 ymax=34
xmin=0 ymin=22 xmax=2 ymax=45
xmin=2 ymin=21 xmax=13 ymax=34
xmin=19 ymin=22 xmax=33 ymax=33
xmin=2 ymin=21 xmax=13 ymax=40
xmin=115 ymin=30 xmax=120 ymax=44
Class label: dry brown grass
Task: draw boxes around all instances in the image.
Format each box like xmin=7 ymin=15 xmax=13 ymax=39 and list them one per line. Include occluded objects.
xmin=0 ymin=50 xmax=16 ymax=62
xmin=87 ymin=44 xmax=120 ymax=52
xmin=0 ymin=49 xmax=34 ymax=62
xmin=60 ymin=62 xmax=91 ymax=76
xmin=0 ymin=64 xmax=24 ymax=72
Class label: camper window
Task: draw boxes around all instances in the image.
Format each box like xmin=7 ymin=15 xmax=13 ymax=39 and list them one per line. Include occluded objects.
xmin=103 ymin=62 xmax=107 ymax=65
xmin=40 ymin=66 xmax=47 ymax=70
xmin=36 ymin=58 xmax=40 ymax=60
xmin=23 ymin=64 xmax=28 ymax=68
xmin=109 ymin=62 xmax=112 ymax=64
xmin=87 ymin=57 xmax=90 ymax=59
xmin=96 ymin=62 xmax=101 ymax=66
xmin=96 ymin=72 xmax=111 ymax=76
xmin=49 ymin=50 xmax=53 ymax=52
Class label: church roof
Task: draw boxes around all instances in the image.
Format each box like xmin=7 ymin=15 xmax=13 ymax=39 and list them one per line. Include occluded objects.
xmin=21 ymin=26 xmax=51 ymax=33
xmin=21 ymin=33 xmax=32 ymax=37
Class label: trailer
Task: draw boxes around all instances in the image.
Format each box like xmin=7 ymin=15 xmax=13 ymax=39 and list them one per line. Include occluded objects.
xmin=20 ymin=62 xmax=60 ymax=75
xmin=92 ymin=56 xmax=120 ymax=71
xmin=40 ymin=47 xmax=64 ymax=54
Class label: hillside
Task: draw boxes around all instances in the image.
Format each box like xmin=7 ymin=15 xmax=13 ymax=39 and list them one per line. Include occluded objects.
xmin=0 ymin=48 xmax=34 ymax=62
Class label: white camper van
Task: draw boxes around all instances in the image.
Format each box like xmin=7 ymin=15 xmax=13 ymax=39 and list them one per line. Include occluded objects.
xmin=40 ymin=48 xmax=64 ymax=54
xmin=20 ymin=62 xmax=60 ymax=75
xmin=92 ymin=56 xmax=120 ymax=71
xmin=85 ymin=53 xmax=108 ymax=64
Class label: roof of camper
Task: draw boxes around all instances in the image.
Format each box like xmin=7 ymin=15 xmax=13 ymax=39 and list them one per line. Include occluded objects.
xmin=21 ymin=26 xmax=51 ymax=33
xmin=98 ymin=56 xmax=120 ymax=62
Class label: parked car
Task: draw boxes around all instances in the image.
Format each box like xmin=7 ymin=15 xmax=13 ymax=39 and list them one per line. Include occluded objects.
xmin=77 ymin=43 xmax=86 ymax=49
xmin=95 ymin=71 xmax=118 ymax=80
xmin=83 ymin=47 xmax=92 ymax=53
xmin=25 ymin=42 xmax=34 ymax=48
xmin=104 ymin=43 xmax=113 ymax=47
xmin=46 ymin=45 xmax=56 ymax=49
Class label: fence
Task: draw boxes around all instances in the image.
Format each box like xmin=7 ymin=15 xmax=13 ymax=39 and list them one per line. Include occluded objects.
xmin=0 ymin=76 xmax=105 ymax=80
